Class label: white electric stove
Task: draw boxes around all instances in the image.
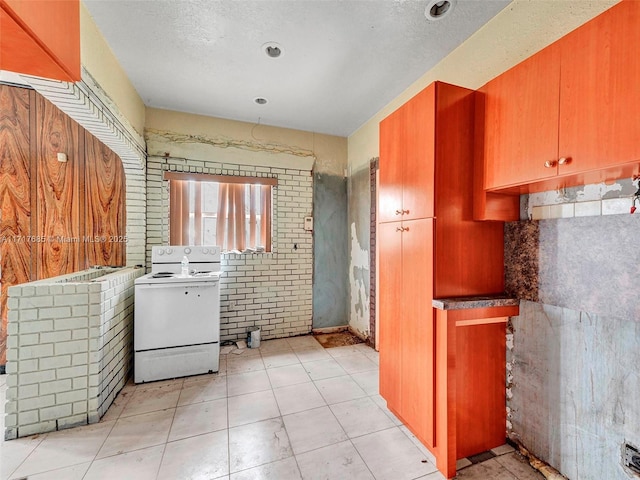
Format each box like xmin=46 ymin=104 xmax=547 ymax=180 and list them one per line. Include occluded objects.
xmin=134 ymin=245 xmax=222 ymax=383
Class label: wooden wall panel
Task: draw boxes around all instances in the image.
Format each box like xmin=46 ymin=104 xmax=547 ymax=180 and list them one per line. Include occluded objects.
xmin=84 ymin=131 xmax=126 ymax=267
xmin=0 ymin=85 xmax=32 ymax=365
xmin=34 ymin=92 xmax=82 ymax=279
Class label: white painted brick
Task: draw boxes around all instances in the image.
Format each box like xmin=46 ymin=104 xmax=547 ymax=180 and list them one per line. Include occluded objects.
xmin=19 ymin=394 xmax=55 ymax=411
xmin=39 ymin=306 xmax=72 ymax=319
xmin=40 ymin=404 xmax=72 ymax=421
xmin=19 ymin=344 xmax=54 ymax=360
xmin=55 ymin=340 xmax=88 ymax=356
xmin=58 ymin=414 xmax=88 ymax=430
xmin=40 ymin=379 xmax=73 ymax=395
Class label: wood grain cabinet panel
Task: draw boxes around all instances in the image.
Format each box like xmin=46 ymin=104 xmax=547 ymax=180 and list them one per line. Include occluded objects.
xmin=84 ymin=131 xmax=126 ymax=267
xmin=0 ymin=86 xmax=127 ymax=366
xmin=481 ymin=1 xmax=640 ymax=193
xmin=559 ymin=0 xmax=640 ymax=175
xmin=379 ymin=85 xmax=435 ymax=223
xmin=379 ymin=81 xmax=506 ymax=479
xmin=482 ymin=44 xmax=561 ymax=190
xmin=35 ymin=92 xmax=82 ymax=279
xmin=0 ymin=85 xmax=33 ymax=365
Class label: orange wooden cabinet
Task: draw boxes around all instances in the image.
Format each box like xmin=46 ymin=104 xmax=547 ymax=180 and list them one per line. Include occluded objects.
xmin=481 ymin=0 xmax=640 ymax=193
xmin=378 ymin=81 xmax=506 ymax=479
xmin=433 ymin=304 xmax=519 ymax=478
xmin=379 ymin=85 xmax=435 ymax=222
xmin=0 ymin=0 xmax=80 ymax=82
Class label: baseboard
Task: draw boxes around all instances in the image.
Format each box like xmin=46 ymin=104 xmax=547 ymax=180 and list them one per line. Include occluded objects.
xmin=312 ymin=325 xmax=349 ymax=334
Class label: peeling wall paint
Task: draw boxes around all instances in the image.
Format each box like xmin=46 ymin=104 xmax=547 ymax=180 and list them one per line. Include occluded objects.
xmin=349 ymin=223 xmax=370 ymax=337
xmin=347 ymin=164 xmax=371 ymax=339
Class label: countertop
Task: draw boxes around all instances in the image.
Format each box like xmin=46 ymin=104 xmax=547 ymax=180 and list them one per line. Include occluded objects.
xmin=432 ymin=296 xmax=520 ymax=310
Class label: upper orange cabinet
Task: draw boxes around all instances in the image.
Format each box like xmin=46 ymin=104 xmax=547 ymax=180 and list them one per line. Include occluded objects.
xmin=481 ymin=0 xmax=640 ymax=191
xmin=0 ymin=0 xmax=80 ymax=82
xmin=379 ymin=84 xmax=435 ymax=222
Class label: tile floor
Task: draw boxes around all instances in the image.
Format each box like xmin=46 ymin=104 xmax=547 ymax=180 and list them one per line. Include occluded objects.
xmin=0 ymin=336 xmax=544 ymax=480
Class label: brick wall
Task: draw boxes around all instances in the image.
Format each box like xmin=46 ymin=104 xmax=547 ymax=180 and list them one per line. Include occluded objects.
xmin=146 ymin=156 xmax=313 ymax=342
xmin=4 ymin=266 xmax=143 ymax=439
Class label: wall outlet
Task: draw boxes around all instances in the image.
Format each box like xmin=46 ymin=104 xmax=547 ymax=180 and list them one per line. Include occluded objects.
xmin=624 ymin=443 xmax=640 ymax=474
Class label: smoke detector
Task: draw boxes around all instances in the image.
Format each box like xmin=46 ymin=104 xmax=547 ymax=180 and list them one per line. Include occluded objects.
xmin=254 ymin=97 xmax=268 ymax=105
xmin=425 ymin=0 xmax=456 ymax=21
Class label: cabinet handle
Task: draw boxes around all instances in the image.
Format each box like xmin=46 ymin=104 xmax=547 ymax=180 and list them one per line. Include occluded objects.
xmin=402 ymin=209 xmax=410 ymax=215
xmin=544 ymin=160 xmax=557 ymax=168
xmin=396 ymin=227 xmax=404 ymax=232
xmin=395 ymin=210 xmax=402 ymax=216
xmin=558 ymin=157 xmax=570 ymax=165
xmin=404 ymin=227 xmax=409 ymax=232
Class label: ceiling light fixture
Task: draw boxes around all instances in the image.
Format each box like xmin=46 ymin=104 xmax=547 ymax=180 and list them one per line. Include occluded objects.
xmin=425 ymin=0 xmax=456 ymax=21
xmin=254 ymin=97 xmax=268 ymax=105
xmin=262 ymin=42 xmax=283 ymax=58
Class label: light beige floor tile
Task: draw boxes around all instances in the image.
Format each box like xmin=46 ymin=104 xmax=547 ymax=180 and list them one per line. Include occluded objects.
xmin=158 ymin=430 xmax=229 ymax=480
xmin=228 ymin=390 xmax=280 ymax=427
xmin=261 ymin=350 xmax=300 ymax=369
xmin=282 ymin=406 xmax=347 ymax=454
xmin=370 ymin=394 xmax=403 ymax=426
xmin=136 ymin=378 xmax=184 ymax=392
xmin=301 ymin=358 xmax=347 ymax=381
xmin=183 ymin=372 xmax=220 ymax=385
xmin=17 ymin=462 xmax=91 ymax=480
xmin=218 ymin=356 xmax=228 ymax=376
xmin=296 ymin=441 xmax=374 ymax=480
xmin=363 ymin=350 xmax=380 ymax=365
xmin=350 ymin=370 xmax=379 ymax=395
xmin=178 ymin=374 xmax=227 ymax=406
xmin=226 ymin=355 xmax=266 ymax=375
xmin=227 ymin=370 xmax=271 ymax=397
xmin=314 ymin=375 xmax=367 ymax=405
xmin=286 ymin=335 xmax=321 ymax=350
xmin=229 ymin=457 xmax=301 ymax=480
xmin=96 ymin=409 xmax=173 ymax=459
xmin=293 ymin=347 xmax=331 ymax=362
xmin=11 ymin=421 xmax=114 ymax=478
xmin=266 ymin=364 xmax=310 ymax=388
xmin=492 ymin=444 xmax=516 ymax=456
xmin=456 ymin=458 xmax=518 ymax=479
xmin=272 ymin=382 xmax=326 ymax=415
xmin=326 ymin=345 xmax=365 ymax=358
xmin=334 ymin=353 xmax=378 ymax=374
xmin=101 ymin=388 xmax=135 ymax=422
xmin=169 ymin=398 xmax=227 ymax=441
xmin=0 ymin=434 xmax=46 ymax=480
xmin=84 ymin=445 xmax=164 ymax=480
xmin=229 ymin=418 xmax=292 ymax=473
xmin=258 ymin=338 xmax=294 ymax=353
xmin=495 ymin=453 xmax=545 ymax=479
xmin=120 ymin=381 xmax=181 ymax=417
xmin=398 ymin=425 xmax=437 ymax=465
xmin=416 ymin=472 xmax=447 ymax=480
xmin=352 ymin=427 xmax=437 ymax=480
xmin=330 ymin=396 xmax=395 ymax=438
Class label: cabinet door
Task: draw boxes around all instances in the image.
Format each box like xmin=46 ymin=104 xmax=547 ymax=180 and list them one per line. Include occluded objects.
xmin=483 ymin=44 xmax=561 ymax=190
xmin=559 ymin=1 xmax=640 ymax=175
xmin=400 ymin=218 xmax=435 ymax=446
xmin=403 ymin=85 xmax=435 ymax=220
xmin=379 ymin=107 xmax=405 ymax=223
xmin=378 ymin=221 xmax=404 ymax=413
xmin=35 ymin=93 xmax=82 ymax=278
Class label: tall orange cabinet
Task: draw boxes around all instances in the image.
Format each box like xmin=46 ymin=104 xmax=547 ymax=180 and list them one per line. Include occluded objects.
xmin=378 ymin=82 xmax=506 ymax=478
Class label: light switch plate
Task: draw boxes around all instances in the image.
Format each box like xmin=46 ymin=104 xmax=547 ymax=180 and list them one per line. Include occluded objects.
xmin=304 ymin=216 xmax=313 ymax=231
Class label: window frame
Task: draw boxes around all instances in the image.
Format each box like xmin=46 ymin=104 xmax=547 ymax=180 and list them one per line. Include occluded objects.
xmin=164 ymin=171 xmax=277 ymax=252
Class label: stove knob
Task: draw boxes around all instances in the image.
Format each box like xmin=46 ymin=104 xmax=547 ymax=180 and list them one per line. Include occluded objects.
xmin=157 ymin=248 xmax=164 ymax=255
xmin=184 ymin=247 xmax=192 ymax=254
xmin=202 ymin=248 xmax=209 ymax=254
xmin=166 ymin=248 xmax=173 ymax=255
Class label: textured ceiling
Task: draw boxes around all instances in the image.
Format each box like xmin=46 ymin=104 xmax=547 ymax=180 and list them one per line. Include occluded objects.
xmin=84 ymin=0 xmax=511 ymax=137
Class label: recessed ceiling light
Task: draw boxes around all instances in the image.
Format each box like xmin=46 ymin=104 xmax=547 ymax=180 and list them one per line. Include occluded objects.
xmin=262 ymin=42 xmax=283 ymax=58
xmin=254 ymin=97 xmax=268 ymax=105
xmin=425 ymin=0 xmax=456 ymax=21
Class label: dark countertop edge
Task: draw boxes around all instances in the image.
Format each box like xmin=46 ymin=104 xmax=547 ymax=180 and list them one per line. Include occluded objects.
xmin=432 ymin=296 xmax=520 ymax=310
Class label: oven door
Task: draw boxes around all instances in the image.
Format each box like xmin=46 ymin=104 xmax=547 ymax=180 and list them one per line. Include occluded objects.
xmin=134 ymin=281 xmax=220 ymax=351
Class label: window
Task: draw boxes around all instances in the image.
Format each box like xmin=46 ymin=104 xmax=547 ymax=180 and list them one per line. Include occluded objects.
xmin=166 ymin=172 xmax=275 ymax=252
